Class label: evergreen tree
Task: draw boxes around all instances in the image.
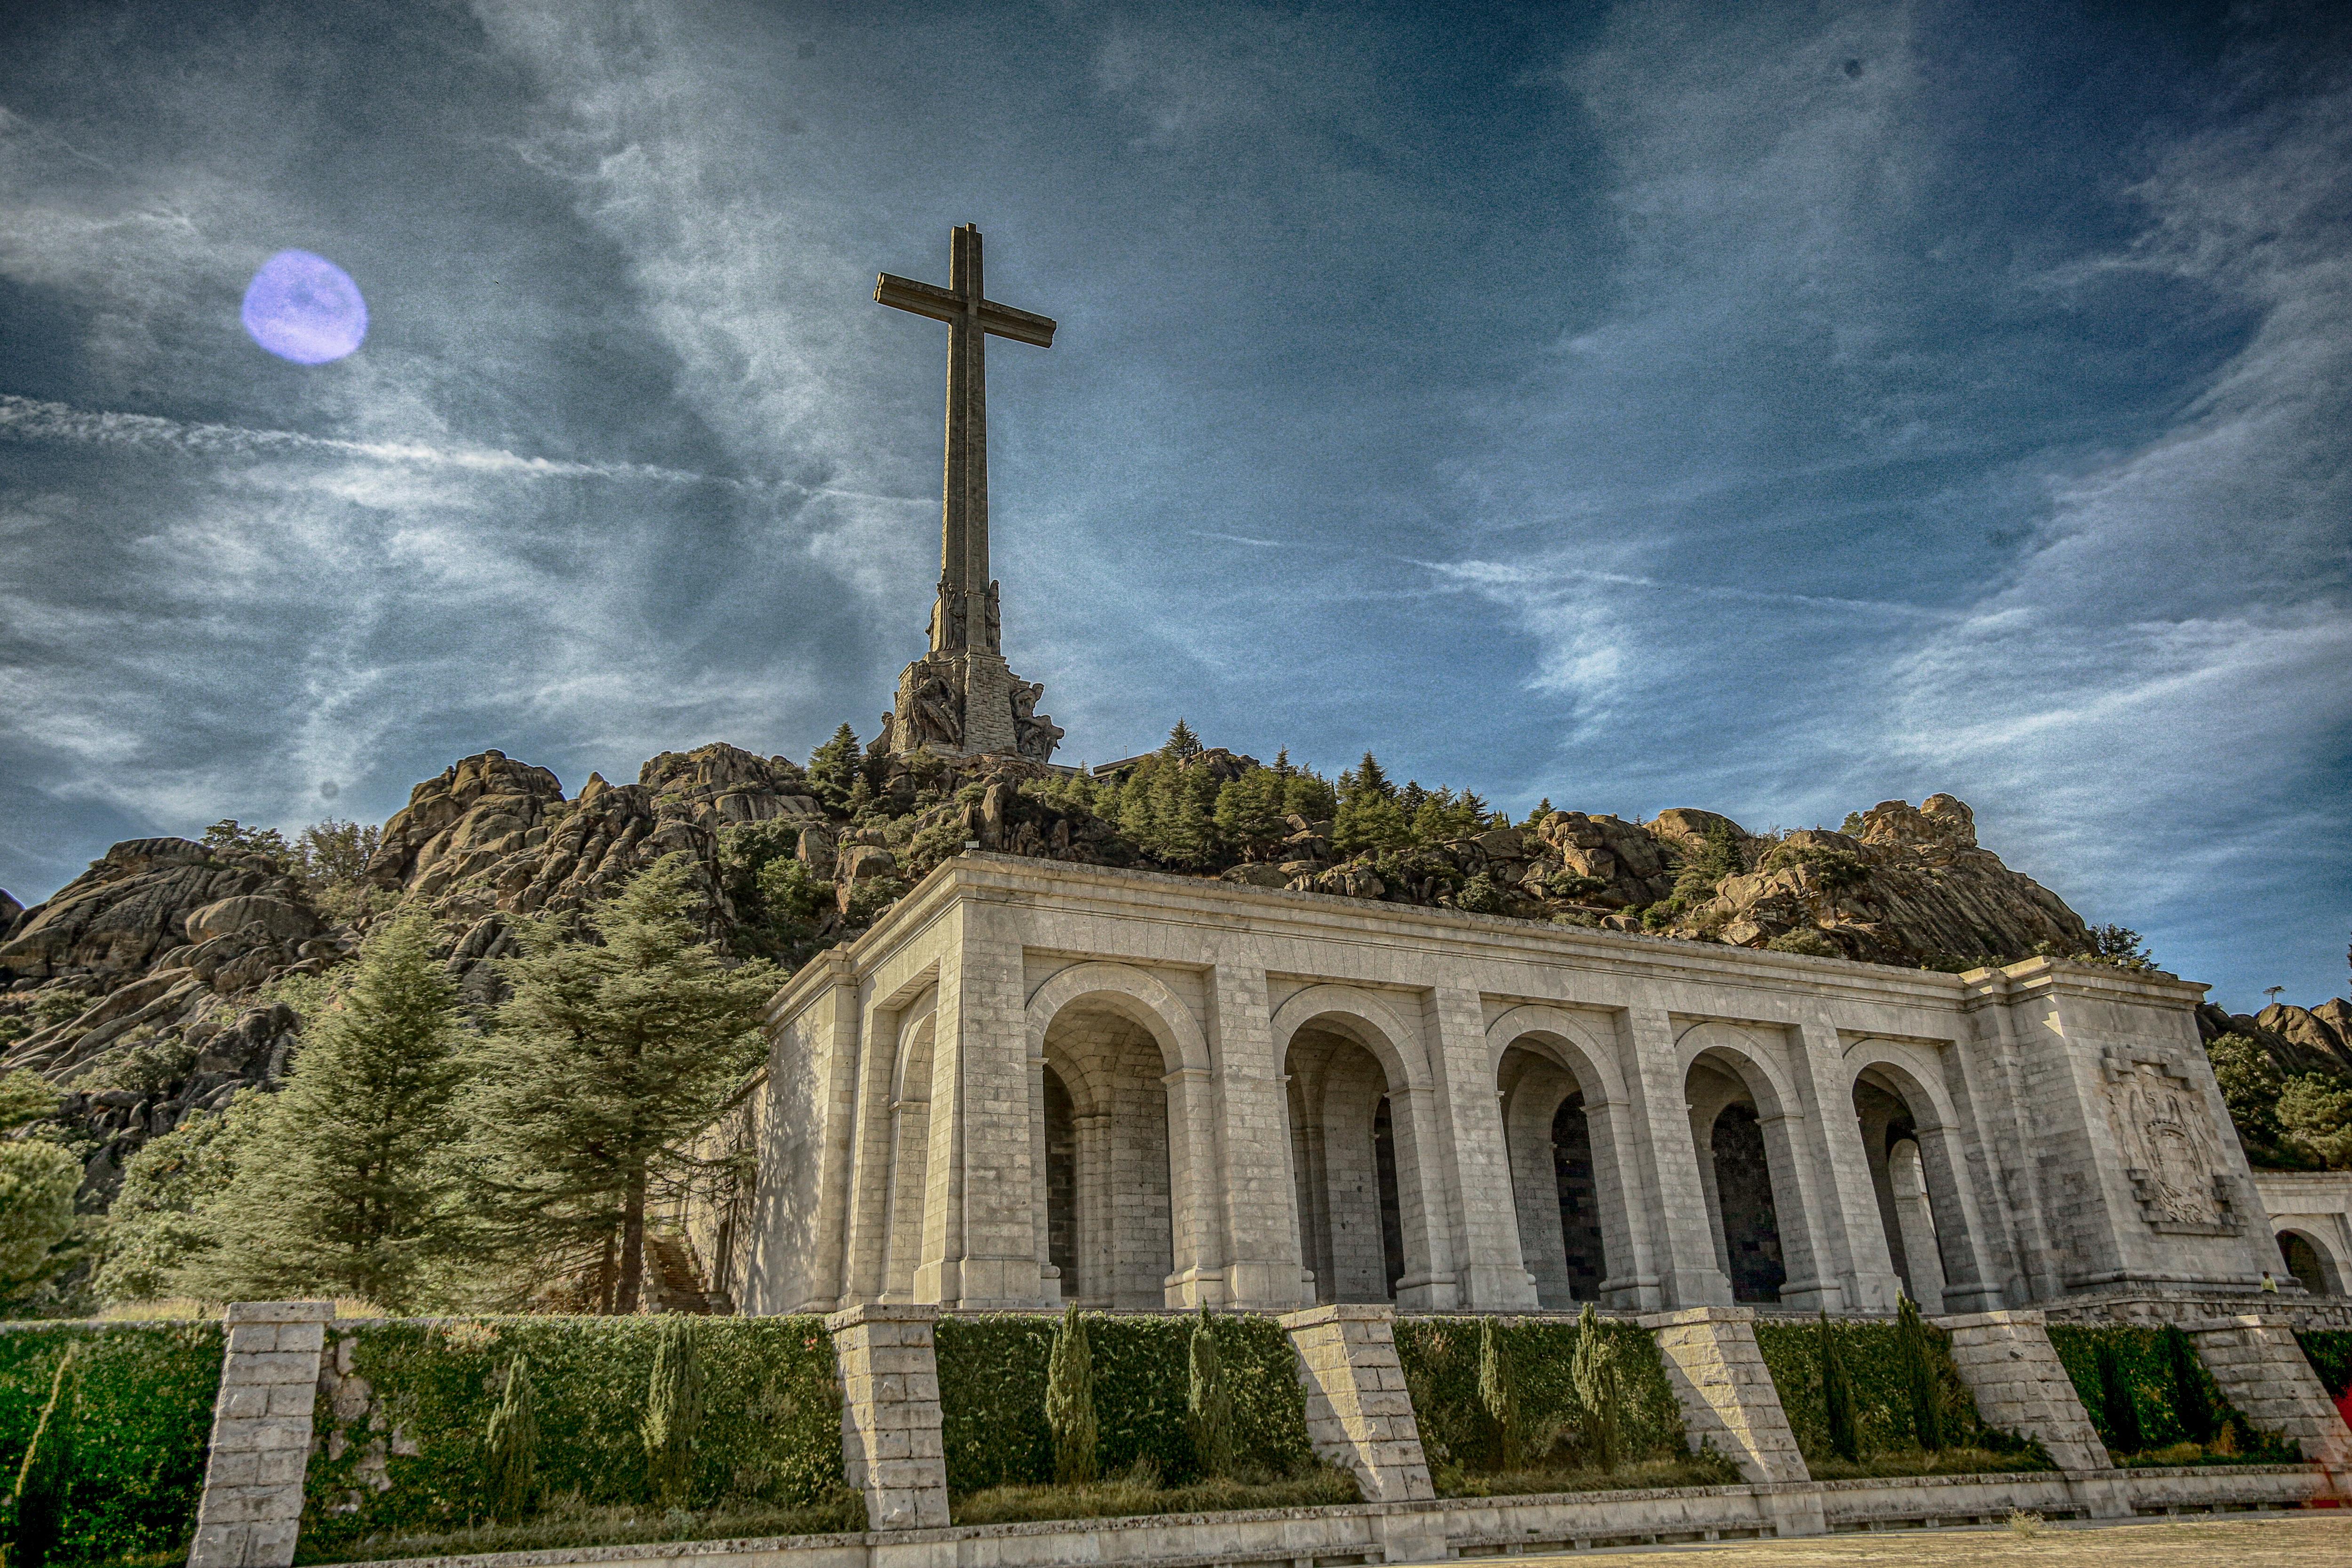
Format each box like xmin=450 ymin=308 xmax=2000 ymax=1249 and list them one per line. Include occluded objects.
xmin=1477 ymin=1317 xmax=1522 ymax=1471
xmin=191 ymin=910 xmax=465 ymax=1311
xmin=1213 ymin=769 xmax=1287 ymax=859
xmin=2093 ymin=1339 xmax=2144 ymax=1453
xmin=1895 ymin=1296 xmax=1945 ymax=1451
xmin=1524 ymin=798 xmax=1555 ymax=828
xmin=806 ymin=724 xmax=863 ymax=813
xmin=1281 ymin=769 xmax=1337 ymax=824
xmin=2160 ymin=1327 xmax=2217 ymax=1444
xmin=1186 ymin=1309 xmax=1234 ymax=1479
xmin=1332 ymin=790 xmax=1410 ymax=854
xmin=485 ymin=1355 xmax=541 ymax=1522
xmin=1164 ymin=718 xmax=1203 ymax=759
xmin=467 ymin=855 xmax=777 ymax=1313
xmin=1570 ymin=1303 xmax=1619 ymax=1473
xmin=93 ymin=1102 xmax=258 ymax=1305
xmin=643 ymin=1319 xmax=703 ymax=1509
xmin=9 ymin=1344 xmax=77 ymax=1568
xmin=1818 ymin=1313 xmax=1860 ymax=1462
xmin=1045 ymin=1304 xmax=1099 ymax=1485
xmin=1271 ymin=748 xmax=1296 ymax=779
xmin=1338 ymin=751 xmax=1394 ymax=802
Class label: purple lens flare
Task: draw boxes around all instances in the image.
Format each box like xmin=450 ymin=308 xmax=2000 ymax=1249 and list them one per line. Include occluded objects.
xmin=241 ymin=250 xmax=367 ymax=364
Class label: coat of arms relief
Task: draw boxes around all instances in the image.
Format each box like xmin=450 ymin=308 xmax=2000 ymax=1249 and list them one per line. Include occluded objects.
xmin=2100 ymin=1050 xmax=2241 ymax=1235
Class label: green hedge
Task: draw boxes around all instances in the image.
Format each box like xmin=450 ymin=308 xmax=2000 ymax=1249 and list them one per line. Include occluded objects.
xmin=300 ymin=1316 xmax=844 ymax=1558
xmin=0 ymin=1321 xmax=223 ymax=1568
xmin=2296 ymin=1330 xmax=2352 ymax=1399
xmin=2045 ymin=1323 xmax=2296 ymax=1462
xmin=1392 ymin=1317 xmax=1685 ymax=1474
xmin=933 ymin=1313 xmax=1314 ymax=1495
xmin=1753 ymin=1318 xmax=2010 ymax=1463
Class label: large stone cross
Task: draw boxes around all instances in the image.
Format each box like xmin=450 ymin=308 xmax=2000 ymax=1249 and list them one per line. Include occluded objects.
xmin=876 ymin=224 xmax=1056 ymax=657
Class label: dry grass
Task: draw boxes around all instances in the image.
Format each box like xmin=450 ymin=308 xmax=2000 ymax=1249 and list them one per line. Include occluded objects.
xmin=292 ymin=1491 xmax=868 ymax=1564
xmin=950 ymin=1466 xmax=1360 ymax=1526
xmin=1438 ymin=1453 xmax=1746 ymax=1498
xmin=96 ymin=1297 xmax=387 ymax=1322
xmin=1483 ymin=1512 xmax=2352 ymax=1568
xmin=1803 ymin=1445 xmax=2057 ymax=1481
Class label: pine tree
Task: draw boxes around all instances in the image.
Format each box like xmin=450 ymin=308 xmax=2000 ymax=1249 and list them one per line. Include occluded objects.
xmin=806 ymin=724 xmax=863 ymax=813
xmin=1570 ymin=1303 xmax=1619 ymax=1473
xmin=1818 ymin=1313 xmax=1860 ymax=1462
xmin=1213 ymin=769 xmax=1287 ymax=860
xmin=1339 ymin=751 xmax=1394 ymax=802
xmin=1477 ymin=1317 xmax=1522 ymax=1471
xmin=1045 ymin=1304 xmax=1098 ymax=1485
xmin=643 ymin=1318 xmax=703 ymax=1509
xmin=1524 ymin=798 xmax=1555 ymax=828
xmin=2093 ymin=1339 xmax=2144 ymax=1454
xmin=9 ymin=1344 xmax=77 ymax=1568
xmin=1164 ymin=719 xmax=1203 ymax=759
xmin=1271 ymin=748 xmax=1296 ymax=779
xmin=191 ymin=909 xmax=464 ymax=1311
xmin=1896 ymin=1296 xmax=1945 ymax=1451
xmin=1281 ymin=770 xmax=1336 ymax=824
xmin=1186 ymin=1309 xmax=1234 ymax=1479
xmin=467 ymin=855 xmax=777 ymax=1312
xmin=485 ymin=1355 xmax=541 ymax=1522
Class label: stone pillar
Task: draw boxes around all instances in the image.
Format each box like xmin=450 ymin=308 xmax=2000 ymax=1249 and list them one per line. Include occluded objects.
xmin=1933 ymin=1311 xmax=2113 ymax=1474
xmin=1789 ymin=1022 xmax=1902 ymax=1313
xmin=1427 ymin=987 xmax=1539 ymax=1308
xmin=1639 ymin=1307 xmax=1808 ymax=1485
xmin=1624 ymin=1008 xmax=1732 ymax=1307
xmin=187 ymin=1300 xmax=332 ymax=1568
xmin=827 ymin=1303 xmax=950 ymax=1530
xmin=2188 ymin=1315 xmax=2352 ymax=1477
xmin=1280 ymin=1305 xmax=1434 ymax=1504
xmin=1208 ymin=963 xmax=1311 ymax=1309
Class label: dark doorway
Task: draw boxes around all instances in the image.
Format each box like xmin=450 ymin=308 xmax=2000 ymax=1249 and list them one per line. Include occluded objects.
xmin=1711 ymin=1103 xmax=1785 ymax=1303
xmin=1551 ymin=1092 xmax=1606 ymax=1300
xmin=1373 ymin=1096 xmax=1406 ymax=1300
xmin=2280 ymin=1232 xmax=2328 ymax=1296
xmin=1043 ymin=1065 xmax=1077 ymax=1283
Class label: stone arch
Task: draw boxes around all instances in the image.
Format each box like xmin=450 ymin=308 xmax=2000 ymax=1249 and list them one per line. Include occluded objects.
xmin=1274 ymin=985 xmax=1453 ymax=1308
xmin=2278 ymin=1228 xmax=2345 ymax=1297
xmin=1677 ymin=1021 xmax=1820 ymax=1307
xmin=880 ymin=1006 xmax=936 ymax=1301
xmin=1487 ymin=1007 xmax=1638 ymax=1307
xmin=1843 ymin=1040 xmax=1999 ymax=1313
xmin=1026 ymin=962 xmax=1215 ymax=1308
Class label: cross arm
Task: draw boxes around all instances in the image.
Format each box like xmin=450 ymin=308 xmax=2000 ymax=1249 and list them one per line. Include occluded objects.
xmin=874 ymin=274 xmax=1057 ymax=348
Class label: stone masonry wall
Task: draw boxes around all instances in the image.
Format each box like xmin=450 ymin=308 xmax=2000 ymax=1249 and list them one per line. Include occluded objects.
xmin=1279 ymin=1304 xmax=1434 ymax=1504
xmin=1935 ymin=1309 xmax=2113 ymax=1474
xmin=2188 ymin=1314 xmax=2352 ymax=1482
xmin=186 ymin=1300 xmax=333 ymax=1568
xmin=1640 ymin=1306 xmax=1808 ymax=1484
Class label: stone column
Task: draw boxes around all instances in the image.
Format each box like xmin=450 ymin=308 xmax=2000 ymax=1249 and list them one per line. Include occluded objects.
xmin=827 ymin=1303 xmax=950 ymax=1530
xmin=1427 ymin=987 xmax=1539 ymax=1308
xmin=2188 ymin=1315 xmax=2352 ymax=1477
xmin=1639 ymin=1306 xmax=1808 ymax=1484
xmin=187 ymin=1300 xmax=332 ymax=1568
xmin=1208 ymin=963 xmax=1310 ymax=1309
xmin=1279 ymin=1304 xmax=1434 ymax=1504
xmin=1789 ymin=1022 xmax=1902 ymax=1313
xmin=1624 ymin=1008 xmax=1732 ymax=1307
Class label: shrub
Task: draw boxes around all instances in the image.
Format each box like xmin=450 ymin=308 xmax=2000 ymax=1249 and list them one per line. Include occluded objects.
xmin=642 ymin=1320 xmax=703 ymax=1510
xmin=1896 ymin=1297 xmax=1944 ymax=1452
xmin=2295 ymin=1329 xmax=2352 ymax=1399
xmin=1568 ymin=1304 xmax=1619 ymax=1473
xmin=1394 ymin=1315 xmax=1685 ymax=1480
xmin=300 ymin=1317 xmax=842 ymax=1556
xmin=0 ymin=1322 xmax=222 ymax=1568
xmin=1754 ymin=1317 xmax=2023 ymax=1469
xmin=933 ymin=1313 xmax=1314 ymax=1496
xmin=1476 ymin=1318 xmax=1522 ymax=1470
xmin=1045 ymin=1305 xmax=1098 ymax=1486
xmin=1185 ymin=1312 xmax=1233 ymax=1479
xmin=484 ymin=1356 xmax=539 ymax=1524
xmin=1764 ymin=929 xmax=1841 ymax=959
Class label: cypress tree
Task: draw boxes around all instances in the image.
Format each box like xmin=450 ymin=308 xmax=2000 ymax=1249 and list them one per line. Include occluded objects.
xmin=1818 ymin=1313 xmax=1860 ymax=1462
xmin=1477 ymin=1317 xmax=1523 ymax=1471
xmin=10 ymin=1344 xmax=77 ymax=1568
xmin=2093 ymin=1339 xmax=2145 ymax=1454
xmin=2161 ymin=1327 xmax=2218 ymax=1443
xmin=1896 ymin=1296 xmax=1946 ymax=1451
xmin=1186 ymin=1309 xmax=1234 ymax=1479
xmin=485 ymin=1354 xmax=541 ymax=1523
xmin=1045 ymin=1304 xmax=1098 ymax=1485
xmin=642 ymin=1318 xmax=703 ymax=1510
xmin=1570 ymin=1303 xmax=1620 ymax=1473
xmin=467 ymin=854 xmax=776 ymax=1312
xmin=191 ymin=908 xmax=465 ymax=1311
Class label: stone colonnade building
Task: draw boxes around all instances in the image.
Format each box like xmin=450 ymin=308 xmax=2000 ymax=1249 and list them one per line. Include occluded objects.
xmin=720 ymin=853 xmax=2292 ymax=1318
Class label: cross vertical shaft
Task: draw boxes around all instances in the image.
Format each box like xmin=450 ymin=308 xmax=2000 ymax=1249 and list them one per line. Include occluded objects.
xmin=942 ymin=223 xmax=988 ymax=653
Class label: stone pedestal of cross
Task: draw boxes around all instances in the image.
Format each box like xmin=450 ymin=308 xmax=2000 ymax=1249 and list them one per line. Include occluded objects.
xmin=876 ymin=224 xmax=1065 ymax=764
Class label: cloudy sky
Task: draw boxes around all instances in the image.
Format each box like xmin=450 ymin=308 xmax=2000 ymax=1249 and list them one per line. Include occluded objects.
xmin=2 ymin=0 xmax=2346 ymax=1009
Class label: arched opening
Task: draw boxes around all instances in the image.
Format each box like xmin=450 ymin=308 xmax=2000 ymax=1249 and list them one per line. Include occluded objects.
xmin=2279 ymin=1230 xmax=2341 ymax=1297
xmin=1286 ymin=1026 xmax=1423 ymax=1303
xmin=1042 ymin=1005 xmax=1175 ymax=1307
xmin=1498 ymin=1042 xmax=1607 ymax=1305
xmin=1710 ymin=1103 xmax=1785 ymax=1303
xmin=1850 ymin=1063 xmax=1985 ymax=1313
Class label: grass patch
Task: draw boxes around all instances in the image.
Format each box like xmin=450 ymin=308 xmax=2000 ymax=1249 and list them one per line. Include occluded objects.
xmin=1433 ymin=1451 xmax=1743 ymax=1498
xmin=948 ymin=1464 xmax=1360 ymax=1526
xmin=1804 ymin=1444 xmax=2057 ymax=1480
xmin=2113 ymin=1439 xmax=2297 ymax=1469
xmin=292 ymin=1490 xmax=868 ymax=1564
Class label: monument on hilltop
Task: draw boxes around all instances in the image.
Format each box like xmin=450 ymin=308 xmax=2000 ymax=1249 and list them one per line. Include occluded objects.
xmin=874 ymin=224 xmax=1065 ymax=765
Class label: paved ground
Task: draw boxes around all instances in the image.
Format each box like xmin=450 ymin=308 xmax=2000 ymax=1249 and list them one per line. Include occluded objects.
xmin=1486 ymin=1512 xmax=2351 ymax=1568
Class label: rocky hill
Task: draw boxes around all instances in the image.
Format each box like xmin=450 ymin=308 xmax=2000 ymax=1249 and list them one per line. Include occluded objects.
xmin=0 ymin=733 xmax=2131 ymax=1214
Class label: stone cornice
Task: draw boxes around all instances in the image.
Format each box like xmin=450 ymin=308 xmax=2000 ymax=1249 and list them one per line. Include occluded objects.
xmin=761 ymin=852 xmax=2190 ymax=1021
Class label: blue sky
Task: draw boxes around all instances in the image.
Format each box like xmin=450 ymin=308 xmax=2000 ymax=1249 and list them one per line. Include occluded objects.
xmin=1 ymin=1 xmax=2345 ymax=1010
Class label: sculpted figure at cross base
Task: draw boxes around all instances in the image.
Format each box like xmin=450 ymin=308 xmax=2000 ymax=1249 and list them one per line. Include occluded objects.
xmin=910 ymin=672 xmax=962 ymax=748
xmin=1012 ymin=680 xmax=1063 ymax=763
